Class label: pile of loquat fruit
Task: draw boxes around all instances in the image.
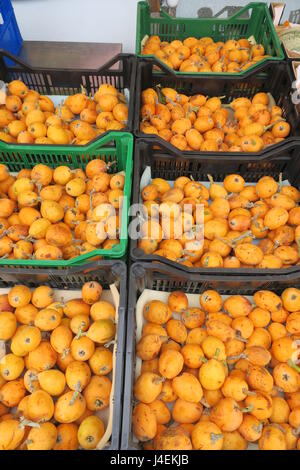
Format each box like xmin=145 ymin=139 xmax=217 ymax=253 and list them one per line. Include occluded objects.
xmin=0 ymin=281 xmax=116 ymax=450
xmin=0 ymin=80 xmax=128 ymax=146
xmin=140 ymin=87 xmax=291 ymax=152
xmin=0 ymin=161 xmax=125 ymax=262
xmin=141 ymin=36 xmax=270 ymax=73
xmin=138 ymin=174 xmax=300 ymax=269
xmin=133 ymin=288 xmax=300 ymax=450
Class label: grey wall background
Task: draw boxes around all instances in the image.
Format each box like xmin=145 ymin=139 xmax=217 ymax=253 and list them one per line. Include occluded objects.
xmin=11 ymin=0 xmax=300 ymax=53
xmin=176 ymin=0 xmax=298 ymax=20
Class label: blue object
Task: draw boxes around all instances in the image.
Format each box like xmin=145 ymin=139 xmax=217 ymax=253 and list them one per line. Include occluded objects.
xmin=0 ymin=0 xmax=22 ymax=64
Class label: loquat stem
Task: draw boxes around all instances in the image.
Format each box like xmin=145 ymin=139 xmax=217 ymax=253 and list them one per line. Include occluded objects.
xmin=232 ymin=231 xmax=253 ymax=246
xmin=153 ymin=377 xmax=165 ymax=385
xmin=207 ymin=174 xmax=214 ymax=185
xmin=36 ymin=182 xmax=42 ymax=197
xmin=69 ymin=381 xmax=82 ymax=406
xmin=89 ymin=189 xmax=95 ymax=212
xmin=80 ymin=84 xmax=87 ymax=96
xmin=274 ymin=239 xmax=281 ymax=249
xmin=264 ymin=118 xmax=286 ymax=132
xmin=0 ymin=230 xmax=9 ymax=240
xmin=287 ymin=359 xmax=300 ymax=373
xmin=19 ymin=235 xmax=36 ymax=243
xmin=145 ymin=108 xmax=153 ymax=121
xmin=216 ymin=235 xmax=234 ymax=249
xmin=278 ymin=172 xmax=283 ymax=192
xmin=227 ymin=353 xmax=244 ymax=362
xmin=75 ymin=326 xmax=86 ymax=340
xmin=61 ymin=348 xmax=70 ymax=360
xmin=141 ymin=114 xmax=149 ymax=123
xmin=19 ymin=416 xmax=40 ymax=429
xmin=251 ymin=214 xmax=261 ymax=229
xmin=200 ymin=398 xmax=210 ymax=408
xmin=234 ymin=331 xmax=248 ymax=343
xmin=118 ymin=93 xmax=127 ymax=104
xmin=242 ymin=389 xmax=257 ymax=396
xmin=155 ymin=84 xmax=166 ymax=105
xmin=214 ymin=348 xmax=220 ymax=359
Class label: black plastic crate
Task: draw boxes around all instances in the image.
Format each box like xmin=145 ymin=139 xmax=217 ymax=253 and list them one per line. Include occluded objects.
xmin=0 ymin=49 xmax=136 ymax=137
xmin=121 ymin=262 xmax=300 ymax=450
xmin=130 ymin=138 xmax=300 ymax=275
xmin=0 ymin=260 xmax=127 ymax=451
xmin=134 ymin=57 xmax=300 ymax=156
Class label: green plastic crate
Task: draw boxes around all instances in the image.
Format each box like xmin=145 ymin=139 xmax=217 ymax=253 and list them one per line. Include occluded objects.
xmin=136 ymin=1 xmax=285 ymax=77
xmin=0 ymin=131 xmax=133 ymax=267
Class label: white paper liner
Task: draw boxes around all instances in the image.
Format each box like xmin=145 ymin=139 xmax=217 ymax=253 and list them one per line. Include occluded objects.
xmin=294 ymin=63 xmax=300 ymax=90
xmin=139 ymin=166 xmax=291 ymax=247
xmin=139 ymin=166 xmax=291 ymax=194
xmin=0 ymin=284 xmax=120 ymax=451
xmin=96 ymin=283 xmax=119 ymax=450
xmin=134 ymin=288 xmax=261 ymax=450
xmin=272 ymin=4 xmax=285 ymax=27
